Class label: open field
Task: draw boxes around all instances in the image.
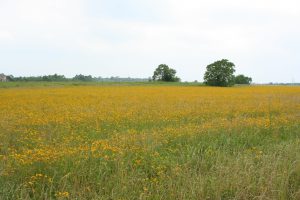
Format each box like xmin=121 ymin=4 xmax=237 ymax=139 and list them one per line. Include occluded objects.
xmin=0 ymin=85 xmax=299 ymax=199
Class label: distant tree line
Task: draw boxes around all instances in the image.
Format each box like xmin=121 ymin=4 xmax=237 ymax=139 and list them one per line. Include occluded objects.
xmin=2 ymin=59 xmax=253 ymax=86
xmin=5 ymin=74 xmax=148 ymax=82
xmin=6 ymin=74 xmax=67 ymax=82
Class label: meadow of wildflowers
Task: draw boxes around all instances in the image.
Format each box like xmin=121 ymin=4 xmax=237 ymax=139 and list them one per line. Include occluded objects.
xmin=0 ymin=85 xmax=299 ymax=199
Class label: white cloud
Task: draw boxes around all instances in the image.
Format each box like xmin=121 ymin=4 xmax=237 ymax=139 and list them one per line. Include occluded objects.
xmin=0 ymin=30 xmax=14 ymax=42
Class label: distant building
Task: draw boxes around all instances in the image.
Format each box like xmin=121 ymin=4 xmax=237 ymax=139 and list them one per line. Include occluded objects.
xmin=0 ymin=73 xmax=7 ymax=82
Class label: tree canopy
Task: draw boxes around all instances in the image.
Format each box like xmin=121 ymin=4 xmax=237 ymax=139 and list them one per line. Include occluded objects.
xmin=204 ymin=59 xmax=236 ymax=87
xmin=152 ymin=64 xmax=180 ymax=82
xmin=235 ymin=74 xmax=252 ymax=85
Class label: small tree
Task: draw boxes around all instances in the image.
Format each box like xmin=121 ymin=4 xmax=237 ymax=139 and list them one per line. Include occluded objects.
xmin=235 ymin=74 xmax=252 ymax=84
xmin=204 ymin=59 xmax=235 ymax=87
xmin=6 ymin=75 xmax=14 ymax=82
xmin=152 ymin=64 xmax=180 ymax=82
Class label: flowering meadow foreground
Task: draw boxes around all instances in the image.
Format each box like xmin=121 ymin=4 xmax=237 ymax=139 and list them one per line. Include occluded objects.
xmin=0 ymin=85 xmax=299 ymax=199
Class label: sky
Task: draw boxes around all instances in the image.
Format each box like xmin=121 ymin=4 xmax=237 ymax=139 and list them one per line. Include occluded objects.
xmin=0 ymin=0 xmax=299 ymax=83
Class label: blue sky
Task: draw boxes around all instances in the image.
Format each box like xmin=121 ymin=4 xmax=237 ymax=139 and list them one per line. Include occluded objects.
xmin=0 ymin=0 xmax=299 ymax=83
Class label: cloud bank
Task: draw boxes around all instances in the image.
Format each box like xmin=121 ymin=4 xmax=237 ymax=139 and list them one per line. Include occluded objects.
xmin=0 ymin=0 xmax=299 ymax=82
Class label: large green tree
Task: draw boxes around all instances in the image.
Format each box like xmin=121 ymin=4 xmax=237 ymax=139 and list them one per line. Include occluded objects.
xmin=152 ymin=64 xmax=180 ymax=82
xmin=204 ymin=59 xmax=235 ymax=87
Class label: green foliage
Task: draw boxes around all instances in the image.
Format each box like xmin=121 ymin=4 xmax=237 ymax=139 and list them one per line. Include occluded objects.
xmin=72 ymin=74 xmax=94 ymax=82
xmin=235 ymin=74 xmax=252 ymax=84
xmin=152 ymin=64 xmax=180 ymax=82
xmin=5 ymin=75 xmax=14 ymax=82
xmin=5 ymin=74 xmax=150 ymax=83
xmin=8 ymin=74 xmax=68 ymax=82
xmin=42 ymin=74 xmax=66 ymax=81
xmin=204 ymin=59 xmax=236 ymax=87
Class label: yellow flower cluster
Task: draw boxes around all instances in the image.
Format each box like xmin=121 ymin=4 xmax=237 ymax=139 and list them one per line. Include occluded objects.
xmin=55 ymin=191 xmax=70 ymax=198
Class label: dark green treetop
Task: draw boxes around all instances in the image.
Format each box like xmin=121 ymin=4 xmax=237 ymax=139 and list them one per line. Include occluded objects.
xmin=235 ymin=74 xmax=252 ymax=84
xmin=204 ymin=59 xmax=236 ymax=87
xmin=152 ymin=64 xmax=180 ymax=82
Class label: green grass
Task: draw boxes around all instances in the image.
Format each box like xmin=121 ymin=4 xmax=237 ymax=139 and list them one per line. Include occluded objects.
xmin=1 ymin=125 xmax=299 ymax=199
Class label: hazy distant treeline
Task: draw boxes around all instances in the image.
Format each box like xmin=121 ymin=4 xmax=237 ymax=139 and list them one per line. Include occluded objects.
xmin=6 ymin=74 xmax=149 ymax=82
